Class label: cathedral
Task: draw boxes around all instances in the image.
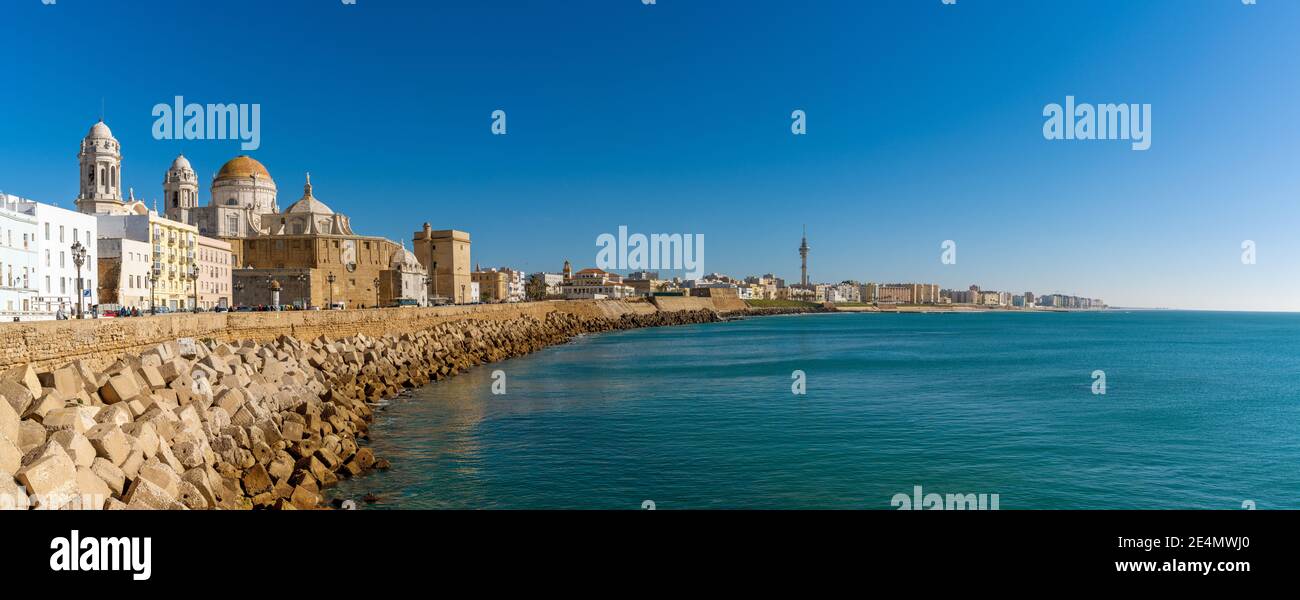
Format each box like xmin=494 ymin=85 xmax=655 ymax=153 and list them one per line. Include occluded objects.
xmin=75 ymin=118 xmax=465 ymax=308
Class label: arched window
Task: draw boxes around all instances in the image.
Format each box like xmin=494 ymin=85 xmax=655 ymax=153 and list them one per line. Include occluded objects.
xmin=172 ymin=191 xmax=178 ymax=207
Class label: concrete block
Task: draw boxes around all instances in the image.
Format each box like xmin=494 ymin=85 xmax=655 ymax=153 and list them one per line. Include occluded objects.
xmin=289 ymin=485 xmax=319 ymax=510
xmin=83 ymin=423 xmax=131 ymax=466
xmin=0 ymin=470 xmax=30 ymax=509
xmin=41 ymin=406 xmax=98 ymax=434
xmin=17 ymin=420 xmax=46 ymax=453
xmin=74 ymin=466 xmax=110 ymax=510
xmin=138 ymin=365 xmax=166 ymax=390
xmin=214 ymin=388 xmax=245 ymax=416
xmin=176 ymin=481 xmax=209 ymax=510
xmin=0 ymin=434 xmax=21 ymax=475
xmin=90 ymin=457 xmax=126 ymax=496
xmin=99 ymin=373 xmax=141 ymax=404
xmin=242 ymin=463 xmax=273 ymax=496
xmin=10 ymin=384 xmax=46 ymax=419
xmin=121 ymin=422 xmax=159 ymax=459
xmin=49 ymin=430 xmax=96 ymax=469
xmin=123 ymin=477 xmax=173 ymax=509
xmin=0 ymin=395 xmax=19 ymax=445
xmin=94 ymin=404 xmax=133 ymax=427
xmin=16 ymin=445 xmax=78 ymax=508
xmin=137 ymin=458 xmax=181 ymax=499
xmin=2 ymin=365 xmax=42 ymax=399
xmin=37 ymin=366 xmax=83 ymax=398
xmin=119 ymin=447 xmax=145 ymax=481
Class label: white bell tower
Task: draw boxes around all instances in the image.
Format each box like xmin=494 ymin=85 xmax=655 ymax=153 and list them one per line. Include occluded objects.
xmin=163 ymin=154 xmax=199 ymax=224
xmin=76 ymin=120 xmax=124 ymax=214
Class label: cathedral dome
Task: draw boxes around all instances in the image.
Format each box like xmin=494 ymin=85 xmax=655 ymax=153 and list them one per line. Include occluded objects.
xmin=215 ymin=155 xmax=272 ymax=180
xmin=390 ymin=246 xmax=424 ymax=271
xmin=284 ymin=173 xmax=334 ymax=214
xmin=285 ymin=196 xmax=334 ymax=214
xmin=170 ymin=154 xmax=193 ymax=171
xmin=87 ymin=120 xmax=114 ymax=139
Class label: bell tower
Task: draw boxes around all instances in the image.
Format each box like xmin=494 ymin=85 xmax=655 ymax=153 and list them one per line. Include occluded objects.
xmin=164 ymin=154 xmax=199 ymax=224
xmin=76 ymin=120 xmax=124 ymax=214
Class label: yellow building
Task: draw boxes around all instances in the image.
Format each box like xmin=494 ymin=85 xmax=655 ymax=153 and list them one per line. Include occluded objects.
xmin=471 ymin=268 xmax=508 ymax=302
xmin=96 ymin=206 xmax=199 ymax=311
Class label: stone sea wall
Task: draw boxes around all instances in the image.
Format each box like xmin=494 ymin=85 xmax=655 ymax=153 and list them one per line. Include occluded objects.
xmin=0 ymin=299 xmax=673 ymax=372
xmin=0 ymin=299 xmax=760 ymax=510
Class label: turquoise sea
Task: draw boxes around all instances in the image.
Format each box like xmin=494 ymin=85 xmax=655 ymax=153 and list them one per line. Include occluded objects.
xmin=328 ymin=311 xmax=1300 ymax=509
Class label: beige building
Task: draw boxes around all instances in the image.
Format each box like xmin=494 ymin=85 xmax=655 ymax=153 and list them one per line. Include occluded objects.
xmin=96 ymin=237 xmax=152 ymax=311
xmin=868 ymin=283 xmax=941 ymax=305
xmin=196 ymin=235 xmax=232 ymax=310
xmin=561 ymin=268 xmax=634 ymax=299
xmin=471 ymin=268 xmax=508 ymax=302
xmin=413 ymin=224 xmax=471 ymax=304
xmin=228 ymin=174 xmax=419 ymax=309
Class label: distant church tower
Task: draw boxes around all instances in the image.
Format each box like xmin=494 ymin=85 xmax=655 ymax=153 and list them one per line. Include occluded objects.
xmin=798 ymin=225 xmax=810 ymax=288
xmin=76 ymin=120 xmax=124 ymax=214
xmin=563 ymin=260 xmax=573 ymax=282
xmin=163 ymin=154 xmax=199 ymax=224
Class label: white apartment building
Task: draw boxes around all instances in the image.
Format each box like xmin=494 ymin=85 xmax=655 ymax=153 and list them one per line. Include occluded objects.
xmin=0 ymin=194 xmax=39 ymax=320
xmin=531 ymin=272 xmax=565 ymax=297
xmin=18 ymin=199 xmax=98 ymax=319
xmin=502 ymin=268 xmax=526 ymax=303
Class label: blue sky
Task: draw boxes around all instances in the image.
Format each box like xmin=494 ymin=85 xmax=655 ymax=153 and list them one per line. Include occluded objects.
xmin=2 ymin=0 xmax=1297 ymax=310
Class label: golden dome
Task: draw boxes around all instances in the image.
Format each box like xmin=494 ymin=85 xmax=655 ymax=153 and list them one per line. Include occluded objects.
xmin=215 ymin=155 xmax=272 ymax=180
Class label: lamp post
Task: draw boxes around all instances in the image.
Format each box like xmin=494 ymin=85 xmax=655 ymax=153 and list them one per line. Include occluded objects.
xmin=423 ymin=275 xmax=431 ymax=307
xmin=149 ymin=263 xmax=160 ymax=315
xmin=373 ymin=276 xmax=380 ymax=308
xmin=188 ymin=264 xmax=199 ymax=313
xmin=294 ymin=273 xmax=307 ymax=309
xmin=234 ymin=281 xmax=244 ymax=308
xmin=327 ymin=272 xmax=336 ymax=309
xmin=70 ymin=240 xmax=86 ymax=319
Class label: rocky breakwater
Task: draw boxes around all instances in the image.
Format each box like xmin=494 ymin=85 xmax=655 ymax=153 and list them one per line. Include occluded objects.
xmin=0 ymin=308 xmax=720 ymax=510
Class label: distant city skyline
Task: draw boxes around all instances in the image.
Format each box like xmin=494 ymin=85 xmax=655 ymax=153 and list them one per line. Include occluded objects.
xmin=2 ymin=1 xmax=1298 ymax=311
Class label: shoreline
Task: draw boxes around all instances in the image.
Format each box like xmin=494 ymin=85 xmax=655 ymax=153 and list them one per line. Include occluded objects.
xmin=1 ymin=302 xmax=817 ymax=510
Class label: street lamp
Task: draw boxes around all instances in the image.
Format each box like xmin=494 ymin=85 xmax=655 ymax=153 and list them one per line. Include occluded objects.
xmin=373 ymin=276 xmax=380 ymax=308
xmin=188 ymin=264 xmax=199 ymax=313
xmin=70 ymin=240 xmax=87 ymax=319
xmin=327 ymin=272 xmax=336 ymax=309
xmin=233 ymin=281 xmax=245 ymax=308
xmin=294 ymin=273 xmax=307 ymax=309
xmin=149 ymin=263 xmax=160 ymax=315
xmin=423 ymin=275 xmax=431 ymax=307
